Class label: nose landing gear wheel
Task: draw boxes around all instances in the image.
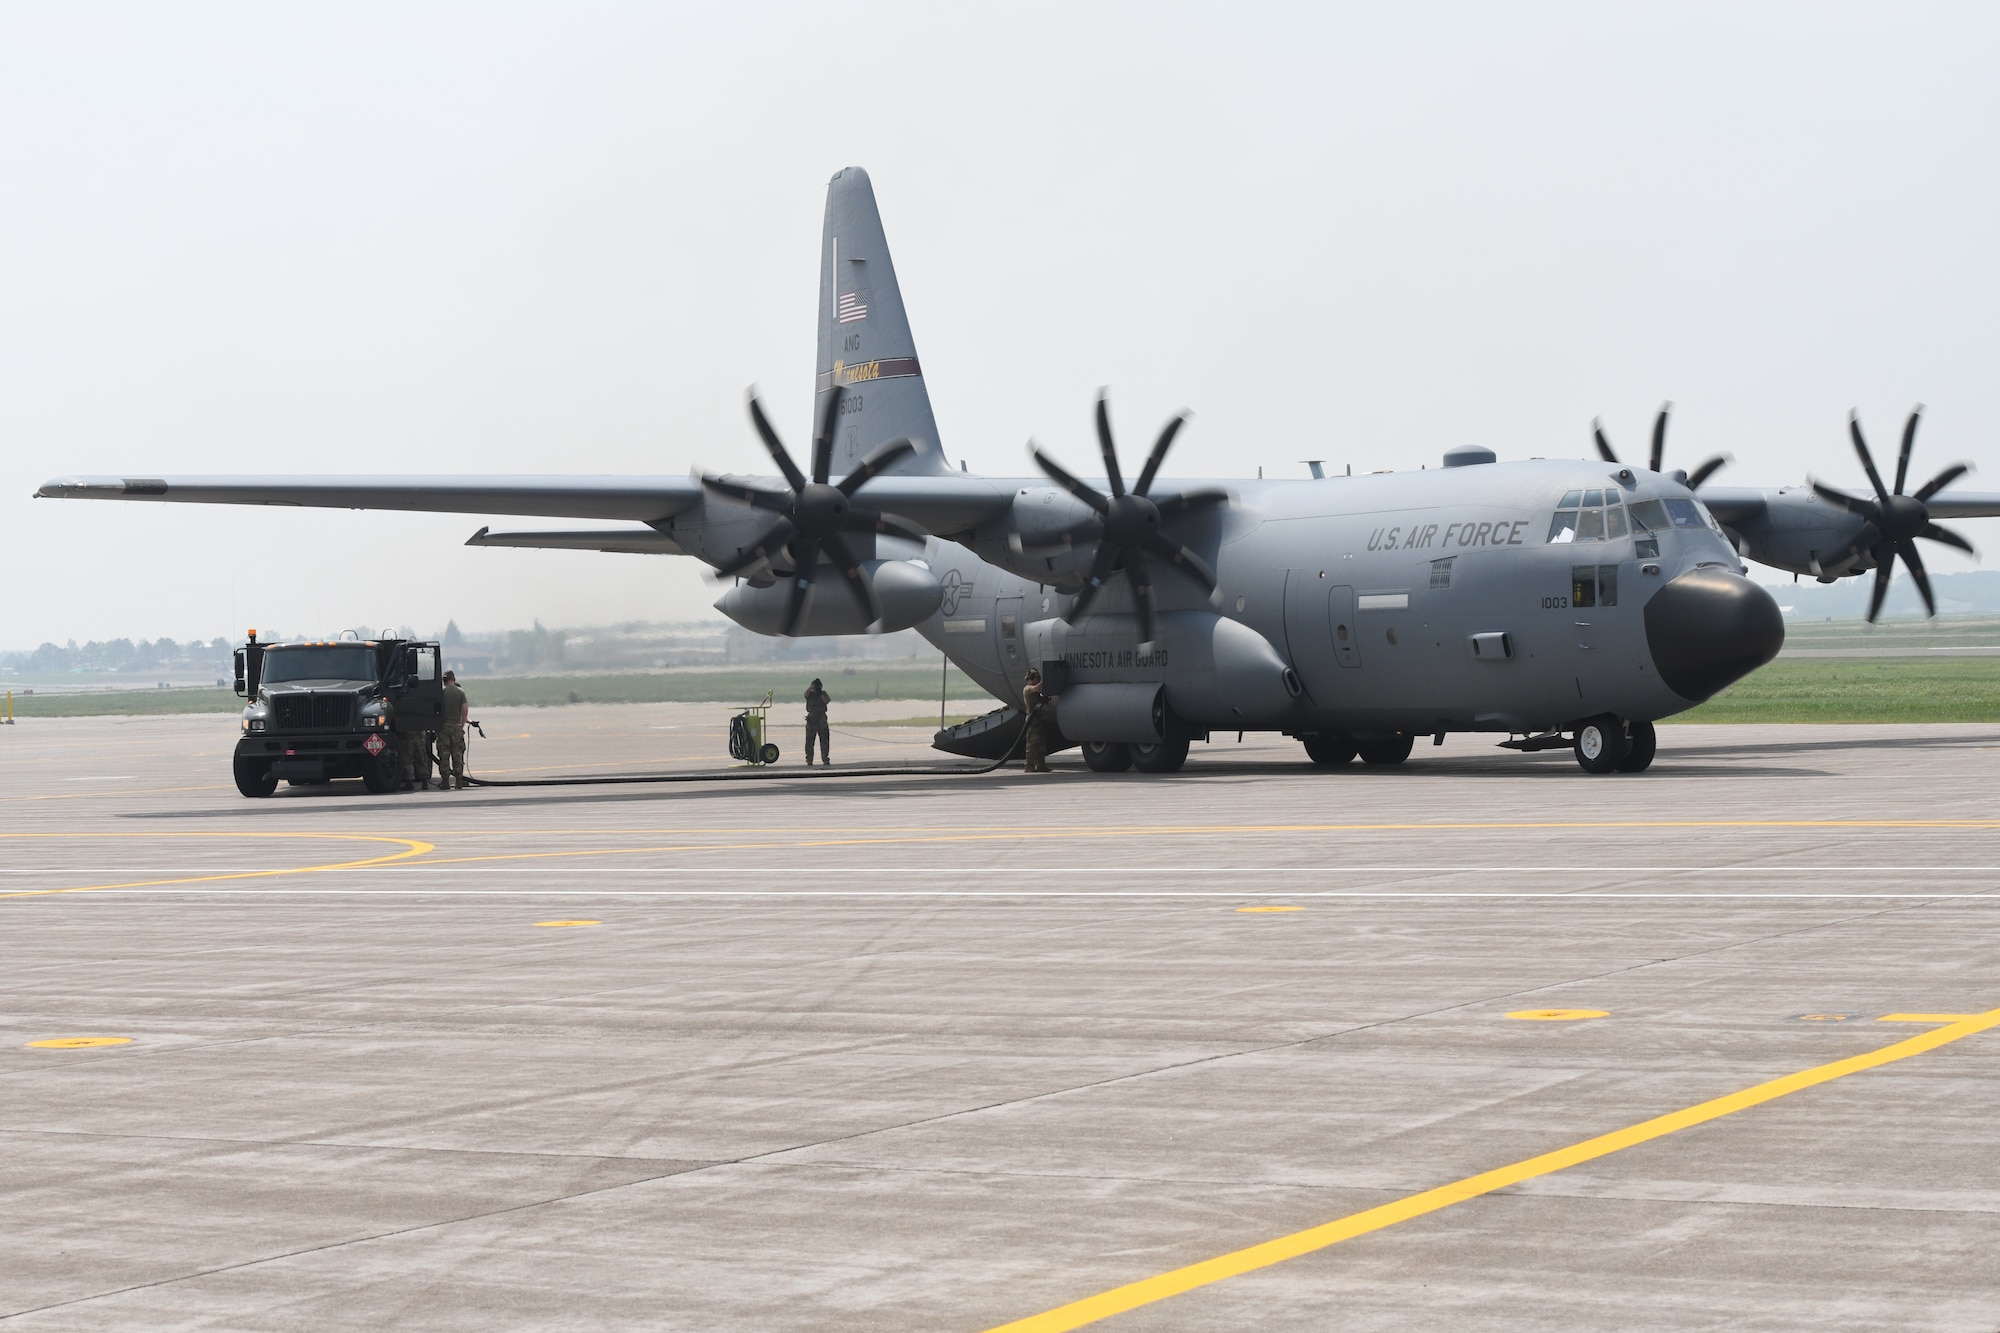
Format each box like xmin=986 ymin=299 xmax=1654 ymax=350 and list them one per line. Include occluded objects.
xmin=1615 ymin=719 xmax=1657 ymax=773
xmin=1082 ymin=740 xmax=1133 ymax=772
xmin=1574 ymin=715 xmax=1630 ymax=774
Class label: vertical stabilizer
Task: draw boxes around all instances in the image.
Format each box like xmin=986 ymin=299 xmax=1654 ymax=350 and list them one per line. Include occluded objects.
xmin=816 ymin=167 xmax=947 ymax=476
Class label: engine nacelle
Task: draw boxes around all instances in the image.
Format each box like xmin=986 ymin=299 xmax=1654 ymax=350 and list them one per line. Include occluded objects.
xmin=715 ymin=559 xmax=943 ymax=636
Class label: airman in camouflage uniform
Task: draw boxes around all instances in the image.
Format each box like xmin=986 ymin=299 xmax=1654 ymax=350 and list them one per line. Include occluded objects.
xmin=1021 ymin=668 xmax=1052 ymax=773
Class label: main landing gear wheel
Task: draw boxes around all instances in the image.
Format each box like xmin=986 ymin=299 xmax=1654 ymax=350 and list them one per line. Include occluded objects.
xmin=1573 ymin=715 xmax=1630 ymax=774
xmin=1301 ymin=733 xmax=1358 ymax=767
xmin=233 ymin=756 xmax=277 ymax=799
xmin=1131 ymin=714 xmax=1192 ymax=774
xmin=1615 ymin=719 xmax=1657 ymax=773
xmin=1082 ymin=740 xmax=1133 ymax=772
xmin=1357 ymin=734 xmax=1414 ymax=767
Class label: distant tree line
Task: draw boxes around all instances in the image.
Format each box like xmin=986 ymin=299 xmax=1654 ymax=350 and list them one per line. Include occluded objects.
xmin=3 ymin=637 xmax=234 ymax=675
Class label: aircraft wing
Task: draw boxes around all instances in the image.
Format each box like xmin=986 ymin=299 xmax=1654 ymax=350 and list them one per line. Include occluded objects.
xmin=1918 ymin=492 xmax=2000 ymax=520
xmin=1695 ymin=487 xmax=1768 ymax=525
xmin=34 ymin=471 xmax=1016 ymax=534
xmin=35 ymin=474 xmax=706 ymax=522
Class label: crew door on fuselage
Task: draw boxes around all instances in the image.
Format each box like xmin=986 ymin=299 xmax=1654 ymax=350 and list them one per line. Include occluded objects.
xmin=992 ymin=597 xmax=1024 ymax=682
xmin=1283 ymin=570 xmax=1360 ymax=706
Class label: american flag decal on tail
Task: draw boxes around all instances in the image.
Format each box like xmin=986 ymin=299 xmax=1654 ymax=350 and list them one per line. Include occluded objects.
xmin=836 ymin=289 xmax=869 ymax=324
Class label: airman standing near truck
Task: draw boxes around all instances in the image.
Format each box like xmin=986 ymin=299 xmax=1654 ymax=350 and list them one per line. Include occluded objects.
xmin=439 ymin=670 xmax=470 ymax=790
xmin=804 ymin=677 xmax=831 ymax=766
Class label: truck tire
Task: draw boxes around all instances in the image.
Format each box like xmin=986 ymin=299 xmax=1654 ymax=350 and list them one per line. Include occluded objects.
xmin=233 ymin=756 xmax=277 ymax=799
xmin=362 ymin=752 xmax=400 ymax=794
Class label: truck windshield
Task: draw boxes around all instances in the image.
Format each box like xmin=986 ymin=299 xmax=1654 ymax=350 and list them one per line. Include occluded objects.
xmin=260 ymin=646 xmax=375 ymax=683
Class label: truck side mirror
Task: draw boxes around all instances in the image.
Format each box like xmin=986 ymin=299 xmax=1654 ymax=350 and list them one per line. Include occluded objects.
xmin=233 ymin=648 xmax=247 ymax=697
xmin=404 ymin=646 xmax=420 ymax=676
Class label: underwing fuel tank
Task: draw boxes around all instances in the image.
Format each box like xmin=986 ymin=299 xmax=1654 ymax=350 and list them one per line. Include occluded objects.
xmin=715 ymin=559 xmax=943 ymax=636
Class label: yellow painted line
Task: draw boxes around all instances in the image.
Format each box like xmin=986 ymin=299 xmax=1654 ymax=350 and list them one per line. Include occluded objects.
xmin=1506 ymin=1008 xmax=1608 ymax=1021
xmin=388 ymin=818 xmax=2000 ymax=874
xmin=1236 ymin=906 xmax=1304 ymax=913
xmin=1878 ymin=1013 xmax=1978 ymax=1023
xmin=984 ymin=1006 xmax=2000 ymax=1333
xmin=0 ymin=832 xmax=433 ymax=899
xmin=27 ymin=1037 xmax=132 ymax=1049
xmin=534 ymin=919 xmax=601 ymax=928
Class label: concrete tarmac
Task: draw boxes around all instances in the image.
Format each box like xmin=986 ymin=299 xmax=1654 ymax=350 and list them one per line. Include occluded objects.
xmin=3 ymin=705 xmax=1999 ymax=1330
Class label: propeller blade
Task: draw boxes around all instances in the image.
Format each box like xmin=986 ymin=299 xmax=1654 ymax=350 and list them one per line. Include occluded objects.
xmin=1126 ymin=549 xmax=1156 ymax=647
xmin=1649 ymin=403 xmax=1672 ymax=474
xmin=1155 ymin=486 xmax=1230 ymax=513
xmin=1866 ymin=553 xmax=1894 ymax=623
xmin=1592 ymin=419 xmax=1619 ymax=465
xmin=843 ymin=507 xmax=930 ymax=542
xmin=1849 ymin=410 xmax=1891 ymax=502
xmin=1685 ymin=455 xmax=1731 ymax=490
xmin=1915 ymin=462 xmax=1970 ymax=503
xmin=1142 ymin=532 xmax=1217 ymax=593
xmin=1809 ymin=480 xmax=1876 ymax=517
xmin=712 ymin=518 xmax=799 ymax=580
xmin=811 ymin=384 xmax=844 ymax=486
xmin=747 ymin=393 xmax=809 ymax=493
xmin=1031 ymin=444 xmax=1112 ymax=515
xmin=820 ymin=531 xmax=880 ymax=627
xmin=779 ymin=538 xmax=821 ymax=637
xmin=1066 ymin=542 xmax=1122 ymax=624
xmin=1133 ymin=412 xmax=1189 ymax=498
xmin=837 ymin=436 xmax=918 ymax=497
xmin=701 ymin=476 xmax=794 ymax=512
xmin=1920 ymin=521 xmax=1976 ymax=556
xmin=1894 ymin=405 xmax=1924 ymax=495
xmin=1899 ymin=538 xmax=1937 ymax=617
xmin=1094 ymin=392 xmax=1125 ymax=498
xmin=1010 ymin=515 xmax=1105 ymax=557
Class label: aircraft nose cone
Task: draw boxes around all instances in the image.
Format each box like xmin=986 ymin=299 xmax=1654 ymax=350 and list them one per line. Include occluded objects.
xmin=1643 ymin=568 xmax=1784 ymax=701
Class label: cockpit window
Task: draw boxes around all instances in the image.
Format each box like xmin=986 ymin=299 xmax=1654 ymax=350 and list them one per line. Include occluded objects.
xmin=1628 ymin=499 xmax=1668 ymax=531
xmin=1547 ymin=494 xmax=1631 ymax=545
xmin=1663 ymin=498 xmax=1706 ymax=529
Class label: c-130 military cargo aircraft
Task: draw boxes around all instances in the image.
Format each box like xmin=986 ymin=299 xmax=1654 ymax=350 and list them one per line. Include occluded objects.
xmin=40 ymin=167 xmax=2000 ymax=774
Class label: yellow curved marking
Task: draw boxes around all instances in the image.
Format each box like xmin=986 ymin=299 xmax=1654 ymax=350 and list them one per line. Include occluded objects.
xmin=984 ymin=1006 xmax=2000 ymax=1333
xmin=0 ymin=832 xmax=433 ymax=899
xmin=1508 ymin=1008 xmax=1608 ymax=1021
xmin=534 ymin=919 xmax=602 ymax=928
xmin=27 ymin=1037 xmax=132 ymax=1049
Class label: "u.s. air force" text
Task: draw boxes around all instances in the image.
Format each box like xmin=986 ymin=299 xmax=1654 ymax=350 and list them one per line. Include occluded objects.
xmin=1366 ymin=519 xmax=1530 ymax=552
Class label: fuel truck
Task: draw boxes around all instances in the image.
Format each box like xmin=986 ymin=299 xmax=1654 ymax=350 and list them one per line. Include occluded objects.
xmin=231 ymin=632 xmax=445 ymax=797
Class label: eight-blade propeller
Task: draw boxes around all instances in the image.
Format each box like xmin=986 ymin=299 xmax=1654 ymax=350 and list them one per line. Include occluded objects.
xmin=1810 ymin=406 xmax=1975 ymax=621
xmin=1593 ymin=403 xmax=1730 ymax=490
xmin=701 ymin=385 xmax=927 ymax=636
xmin=1027 ymin=390 xmax=1226 ymax=647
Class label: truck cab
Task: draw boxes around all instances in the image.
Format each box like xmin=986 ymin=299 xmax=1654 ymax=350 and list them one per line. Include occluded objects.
xmin=231 ymin=632 xmax=444 ymax=797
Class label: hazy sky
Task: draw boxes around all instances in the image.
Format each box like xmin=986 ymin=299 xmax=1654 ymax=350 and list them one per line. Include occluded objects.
xmin=6 ymin=3 xmax=1998 ymax=647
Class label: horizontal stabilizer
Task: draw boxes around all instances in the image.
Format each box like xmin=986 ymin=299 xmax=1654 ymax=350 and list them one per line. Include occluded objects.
xmin=466 ymin=526 xmax=686 ymax=555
